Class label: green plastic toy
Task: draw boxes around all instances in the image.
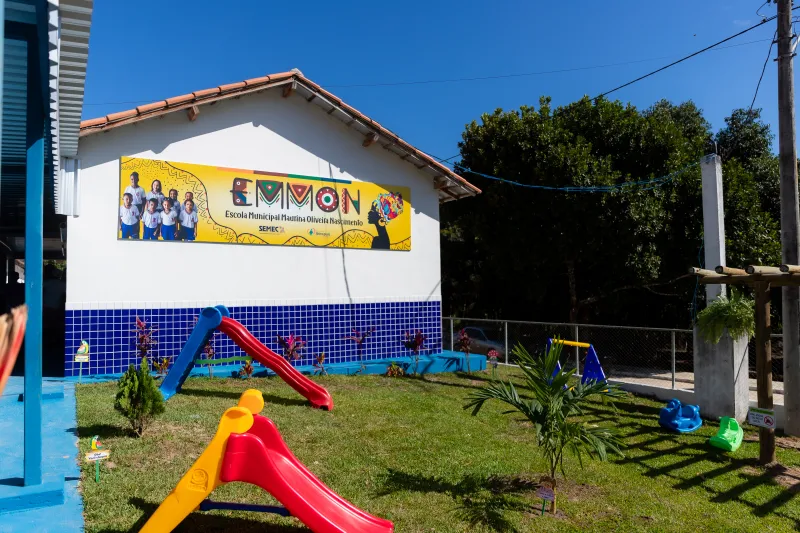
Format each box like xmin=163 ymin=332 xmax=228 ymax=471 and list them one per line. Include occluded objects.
xmin=709 ymin=417 xmax=743 ymax=452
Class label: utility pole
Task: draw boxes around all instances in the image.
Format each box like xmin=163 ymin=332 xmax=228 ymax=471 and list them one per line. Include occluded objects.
xmin=777 ymin=0 xmax=800 ymax=436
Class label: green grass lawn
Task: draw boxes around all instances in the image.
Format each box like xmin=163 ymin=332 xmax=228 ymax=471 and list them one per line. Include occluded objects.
xmin=76 ymin=368 xmax=800 ymax=532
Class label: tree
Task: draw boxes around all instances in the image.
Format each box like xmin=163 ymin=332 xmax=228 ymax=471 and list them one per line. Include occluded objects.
xmin=442 ymin=98 xmax=782 ymax=328
xmin=464 ymin=341 xmax=624 ymax=513
xmin=114 ymin=356 xmax=165 ymax=437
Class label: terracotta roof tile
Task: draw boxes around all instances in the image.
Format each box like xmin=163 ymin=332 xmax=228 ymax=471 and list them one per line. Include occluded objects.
xmin=106 ymin=109 xmax=137 ymax=122
xmin=165 ymin=94 xmax=195 ymax=106
xmin=79 ymin=70 xmax=479 ymax=197
xmin=267 ymin=71 xmax=295 ymax=81
xmin=137 ymin=101 xmax=167 ymax=114
xmin=244 ymin=75 xmax=272 ymax=86
xmin=193 ymin=87 xmax=220 ymax=98
xmin=219 ymin=81 xmax=246 ymax=92
xmin=80 ymin=117 xmax=106 ymax=127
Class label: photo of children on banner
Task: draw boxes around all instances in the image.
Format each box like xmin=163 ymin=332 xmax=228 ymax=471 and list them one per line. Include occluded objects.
xmin=119 ymin=175 xmax=199 ymax=242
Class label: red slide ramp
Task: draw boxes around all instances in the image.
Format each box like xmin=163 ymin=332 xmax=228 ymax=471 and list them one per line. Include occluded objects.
xmin=218 ymin=316 xmax=334 ymax=410
xmin=222 ymin=415 xmax=394 ymax=533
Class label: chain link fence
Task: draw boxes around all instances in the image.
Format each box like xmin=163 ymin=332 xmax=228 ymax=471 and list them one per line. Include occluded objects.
xmin=444 ymin=317 xmax=695 ymax=390
xmin=747 ymin=334 xmax=783 ymax=382
xmin=444 ymin=318 xmax=789 ymax=399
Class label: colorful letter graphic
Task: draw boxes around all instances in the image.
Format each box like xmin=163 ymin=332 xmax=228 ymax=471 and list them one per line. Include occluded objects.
xmin=288 ymin=183 xmax=312 ymax=209
xmin=230 ymin=178 xmax=252 ymax=206
xmin=256 ymin=180 xmax=283 ymax=208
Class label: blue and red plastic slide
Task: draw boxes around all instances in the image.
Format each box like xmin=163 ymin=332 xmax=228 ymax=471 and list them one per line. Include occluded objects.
xmin=160 ymin=305 xmax=333 ymax=410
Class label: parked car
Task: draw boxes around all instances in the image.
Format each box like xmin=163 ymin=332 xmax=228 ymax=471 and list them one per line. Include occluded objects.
xmin=461 ymin=327 xmax=505 ymax=357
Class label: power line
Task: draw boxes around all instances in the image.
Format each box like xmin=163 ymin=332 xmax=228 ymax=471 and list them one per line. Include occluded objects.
xmin=82 ymin=38 xmax=774 ymax=108
xmin=322 ymin=38 xmax=772 ymax=89
xmin=749 ymin=31 xmax=777 ymax=115
xmin=593 ymin=8 xmax=799 ymax=100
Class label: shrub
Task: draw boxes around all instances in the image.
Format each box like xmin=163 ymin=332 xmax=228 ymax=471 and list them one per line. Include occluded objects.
xmin=314 ymin=353 xmax=328 ymax=376
xmin=114 ymin=356 xmax=165 ymax=437
xmin=456 ymin=329 xmax=472 ymax=374
xmin=239 ymin=359 xmax=254 ymax=379
xmin=696 ymin=288 xmax=755 ymax=343
xmin=153 ymin=357 xmax=170 ymax=375
xmin=402 ymin=330 xmax=426 ymax=375
xmin=386 ymin=361 xmax=405 ymax=377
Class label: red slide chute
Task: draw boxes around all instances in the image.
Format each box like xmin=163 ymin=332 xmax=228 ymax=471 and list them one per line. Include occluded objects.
xmin=218 ymin=316 xmax=334 ymax=411
xmin=222 ymin=415 xmax=394 ymax=533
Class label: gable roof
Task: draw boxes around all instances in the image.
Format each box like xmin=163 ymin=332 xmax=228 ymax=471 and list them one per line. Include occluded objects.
xmin=79 ymin=69 xmax=480 ymax=202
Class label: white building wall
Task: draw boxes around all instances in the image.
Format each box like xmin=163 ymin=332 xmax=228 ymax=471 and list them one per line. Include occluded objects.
xmin=70 ymin=89 xmax=442 ymax=310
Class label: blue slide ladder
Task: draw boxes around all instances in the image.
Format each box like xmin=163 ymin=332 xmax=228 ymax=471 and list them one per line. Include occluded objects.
xmin=160 ymin=305 xmax=228 ymax=400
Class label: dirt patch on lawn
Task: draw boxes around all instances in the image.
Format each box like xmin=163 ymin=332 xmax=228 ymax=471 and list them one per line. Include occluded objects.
xmin=561 ymin=481 xmax=601 ymax=502
xmin=742 ymin=464 xmax=800 ymax=492
xmin=744 ymin=434 xmax=800 ymax=450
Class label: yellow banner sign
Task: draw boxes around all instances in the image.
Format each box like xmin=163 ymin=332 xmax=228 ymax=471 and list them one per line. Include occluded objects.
xmin=118 ymin=157 xmax=411 ymax=250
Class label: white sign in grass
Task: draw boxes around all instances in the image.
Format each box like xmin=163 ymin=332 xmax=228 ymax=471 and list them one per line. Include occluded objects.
xmin=85 ymin=450 xmax=110 ymax=462
xmin=747 ymin=407 xmax=776 ymax=429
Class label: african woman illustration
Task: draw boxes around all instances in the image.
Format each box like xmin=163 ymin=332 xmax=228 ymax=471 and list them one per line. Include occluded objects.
xmin=369 ymin=192 xmax=404 ymax=250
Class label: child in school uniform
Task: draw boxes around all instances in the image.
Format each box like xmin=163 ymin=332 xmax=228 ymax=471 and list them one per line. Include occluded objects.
xmin=169 ymin=190 xmax=182 ymax=220
xmin=168 ymin=189 xmax=180 ymax=213
xmin=160 ymin=198 xmax=178 ymax=241
xmin=141 ymin=198 xmax=161 ymax=240
xmin=124 ymin=172 xmax=147 ymax=215
xmin=119 ymin=193 xmax=141 ymax=239
xmin=147 ymin=180 xmax=165 ymax=212
xmin=182 ymin=191 xmax=194 ymax=212
xmin=179 ymin=199 xmax=199 ymax=241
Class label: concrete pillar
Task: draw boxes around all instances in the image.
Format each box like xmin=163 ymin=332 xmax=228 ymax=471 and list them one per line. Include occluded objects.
xmin=693 ymin=329 xmax=750 ymax=421
xmin=701 ymin=154 xmax=726 ymax=300
xmin=694 ymin=155 xmax=749 ymax=419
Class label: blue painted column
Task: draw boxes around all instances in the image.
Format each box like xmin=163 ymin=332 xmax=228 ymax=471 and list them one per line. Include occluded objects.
xmin=24 ymin=29 xmax=44 ymax=487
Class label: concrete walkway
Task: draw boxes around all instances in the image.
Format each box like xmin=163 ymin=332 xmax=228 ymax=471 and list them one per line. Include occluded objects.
xmin=609 ymin=367 xmax=785 ymax=405
xmin=0 ymin=377 xmax=83 ymax=533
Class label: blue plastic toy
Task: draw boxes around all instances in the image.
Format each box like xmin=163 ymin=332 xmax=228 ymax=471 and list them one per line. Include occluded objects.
xmin=659 ymin=399 xmax=702 ymax=433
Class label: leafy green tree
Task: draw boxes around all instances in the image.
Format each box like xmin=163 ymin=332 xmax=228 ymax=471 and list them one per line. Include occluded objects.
xmin=442 ymin=98 xmax=781 ymax=328
xmin=464 ymin=341 xmax=624 ymax=513
xmin=114 ymin=356 xmax=165 ymax=437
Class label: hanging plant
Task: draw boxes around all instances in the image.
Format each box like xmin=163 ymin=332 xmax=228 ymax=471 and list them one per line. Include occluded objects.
xmin=696 ymin=289 xmax=755 ymax=344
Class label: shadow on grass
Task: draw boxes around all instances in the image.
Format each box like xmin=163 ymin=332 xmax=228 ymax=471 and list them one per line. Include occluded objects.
xmin=262 ymin=394 xmax=309 ymax=408
xmin=619 ymin=417 xmax=800 ymax=529
xmin=179 ymin=388 xmax=243 ymax=400
xmin=378 ymin=469 xmax=537 ymax=532
xmin=95 ymin=497 xmax=310 ymax=533
xmin=75 ymin=423 xmax=128 ymax=439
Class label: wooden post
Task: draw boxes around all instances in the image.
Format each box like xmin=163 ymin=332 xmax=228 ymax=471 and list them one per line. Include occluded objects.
xmin=755 ymin=282 xmax=776 ymax=465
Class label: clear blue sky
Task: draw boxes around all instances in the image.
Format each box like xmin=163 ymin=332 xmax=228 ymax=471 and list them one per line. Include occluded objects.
xmin=82 ymin=0 xmax=789 ymax=163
